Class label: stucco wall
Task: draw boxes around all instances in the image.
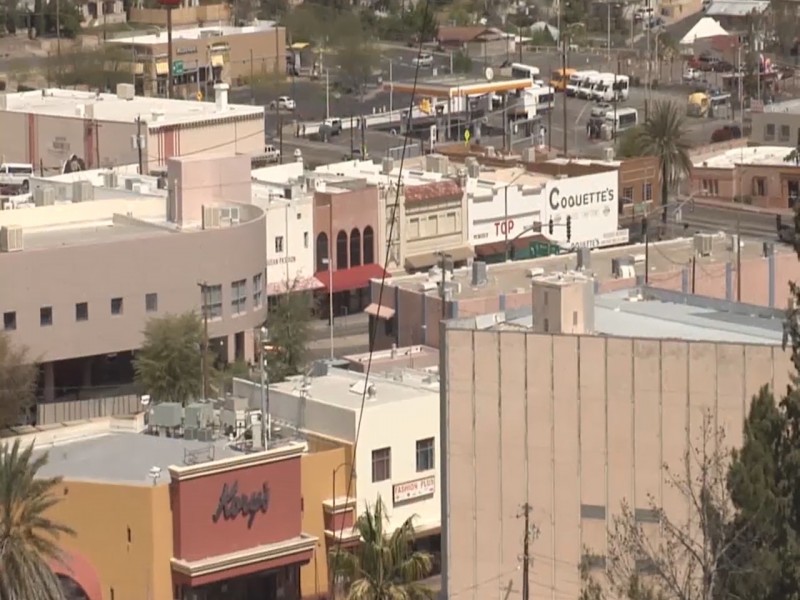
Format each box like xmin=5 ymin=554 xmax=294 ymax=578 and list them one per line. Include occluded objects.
xmin=441 ymin=328 xmax=792 ymax=600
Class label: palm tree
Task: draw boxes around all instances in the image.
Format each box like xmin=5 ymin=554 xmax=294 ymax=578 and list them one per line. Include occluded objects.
xmin=330 ymin=496 xmax=434 ymax=600
xmin=0 ymin=439 xmax=75 ymax=600
xmin=633 ymin=100 xmax=692 ymax=223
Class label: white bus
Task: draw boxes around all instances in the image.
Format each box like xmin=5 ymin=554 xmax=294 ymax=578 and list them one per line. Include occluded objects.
xmin=605 ymin=107 xmax=639 ymax=135
xmin=510 ymin=63 xmax=543 ymax=84
xmin=577 ymin=74 xmax=602 ymax=99
xmin=594 ymin=75 xmax=631 ymax=102
xmin=566 ymin=70 xmax=597 ymax=97
xmin=527 ymin=84 xmax=555 ymax=112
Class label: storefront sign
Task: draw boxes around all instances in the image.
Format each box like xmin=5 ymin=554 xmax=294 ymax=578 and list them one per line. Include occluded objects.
xmin=212 ymin=481 xmax=270 ymax=528
xmin=267 ymin=256 xmax=297 ymax=267
xmin=176 ymin=46 xmax=197 ymax=56
xmin=393 ymin=476 xmax=435 ymax=504
xmin=494 ymin=219 xmax=515 ymax=236
xmin=548 ymin=186 xmax=616 ymax=212
xmin=50 ymin=136 xmax=70 ymax=154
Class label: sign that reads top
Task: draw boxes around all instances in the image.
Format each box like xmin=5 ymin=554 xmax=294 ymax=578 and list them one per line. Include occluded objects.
xmin=543 ymin=171 xmax=619 ymax=248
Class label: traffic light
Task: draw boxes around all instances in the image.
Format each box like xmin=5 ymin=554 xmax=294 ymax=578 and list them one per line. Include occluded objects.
xmin=566 ymin=216 xmax=572 ymax=242
xmin=548 ymin=218 xmax=554 ymax=235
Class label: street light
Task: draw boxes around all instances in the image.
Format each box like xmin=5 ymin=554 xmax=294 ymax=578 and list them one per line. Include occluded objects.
xmin=157 ymin=0 xmax=180 ymax=99
xmin=321 ymin=257 xmax=334 ymax=360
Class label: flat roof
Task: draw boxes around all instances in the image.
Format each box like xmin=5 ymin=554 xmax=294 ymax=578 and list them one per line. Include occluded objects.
xmin=386 ymin=76 xmax=533 ymax=97
xmin=34 ymin=433 xmax=241 ymax=485
xmin=272 ymin=367 xmax=439 ymax=411
xmin=109 ymin=22 xmax=278 ymax=45
xmin=22 ymin=219 xmax=172 ymax=250
xmin=1 ymin=89 xmax=264 ymax=128
xmin=695 ymin=145 xmax=798 ymax=168
xmin=764 ymin=98 xmax=800 ymax=114
xmin=389 ymin=236 xmax=787 ymax=300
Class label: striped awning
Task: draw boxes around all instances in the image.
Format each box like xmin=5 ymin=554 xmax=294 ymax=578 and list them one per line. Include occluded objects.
xmin=155 ymin=61 xmax=168 ymax=76
xmin=210 ymin=54 xmax=224 ymax=67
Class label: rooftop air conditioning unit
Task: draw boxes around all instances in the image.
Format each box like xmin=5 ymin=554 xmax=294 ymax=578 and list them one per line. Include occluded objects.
xmin=694 ymin=233 xmax=714 ymax=257
xmin=103 ymin=171 xmax=118 ymax=189
xmin=151 ymin=402 xmax=182 ymax=428
xmin=0 ymin=225 xmax=23 ymax=252
xmin=33 ymin=186 xmax=55 ymax=207
xmin=72 ymin=180 xmax=94 ymax=202
xmin=125 ymin=178 xmax=140 ymax=191
xmin=203 ymin=206 xmax=222 ymax=229
xmin=116 ymin=83 xmax=135 ymax=100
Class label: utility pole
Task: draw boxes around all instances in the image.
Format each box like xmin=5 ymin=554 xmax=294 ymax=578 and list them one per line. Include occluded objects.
xmin=518 ymin=503 xmax=538 ymax=600
xmin=438 ymin=252 xmax=452 ymax=319
xmin=258 ymin=326 xmax=270 ymax=449
xmin=56 ymin=0 xmax=61 ymax=58
xmin=691 ymin=254 xmax=696 ymax=293
xmin=736 ymin=219 xmax=742 ymax=301
xmin=643 ymin=217 xmax=649 ymax=285
xmin=197 ymin=282 xmax=210 ymax=399
xmin=136 ymin=116 xmax=144 ymax=175
xmin=561 ymin=37 xmax=568 ymax=155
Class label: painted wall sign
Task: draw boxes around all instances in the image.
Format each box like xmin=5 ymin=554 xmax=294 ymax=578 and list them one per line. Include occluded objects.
xmin=267 ymin=255 xmax=297 ymax=266
xmin=393 ymin=476 xmax=435 ymax=505
xmin=176 ymin=47 xmax=197 ymax=56
xmin=212 ymin=481 xmax=270 ymax=528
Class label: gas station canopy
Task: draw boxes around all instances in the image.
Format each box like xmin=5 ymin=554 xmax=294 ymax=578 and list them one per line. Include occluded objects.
xmin=383 ymin=76 xmax=533 ymax=98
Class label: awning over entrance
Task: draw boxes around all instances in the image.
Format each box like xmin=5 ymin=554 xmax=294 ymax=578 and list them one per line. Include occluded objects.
xmin=171 ymin=534 xmax=317 ymax=588
xmin=405 ymin=245 xmax=474 ymax=271
xmin=210 ymin=54 xmax=225 ymax=67
xmin=155 ymin=60 xmax=168 ymax=76
xmin=267 ymin=276 xmax=324 ymax=296
xmin=474 ymin=235 xmax=546 ymax=258
xmin=364 ymin=303 xmax=396 ymax=320
xmin=314 ymin=263 xmax=388 ymax=294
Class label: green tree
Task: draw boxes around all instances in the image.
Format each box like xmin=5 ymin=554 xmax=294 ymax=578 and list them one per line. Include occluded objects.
xmin=402 ymin=2 xmax=438 ymax=43
xmin=0 ymin=439 xmax=75 ymax=600
xmin=0 ymin=332 xmax=37 ymax=429
xmin=43 ymin=0 xmax=81 ymax=38
xmin=330 ymin=496 xmax=434 ymax=600
xmin=47 ymin=45 xmax=131 ymax=90
xmin=334 ymin=34 xmax=379 ymax=101
xmin=631 ymin=101 xmax=691 ymax=223
xmin=265 ymin=288 xmax=312 ymax=383
xmin=133 ymin=312 xmax=209 ymax=405
xmin=616 ymin=125 xmax=643 ymax=159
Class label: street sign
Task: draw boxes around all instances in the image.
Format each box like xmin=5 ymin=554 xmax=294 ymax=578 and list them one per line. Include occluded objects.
xmin=464 ymin=129 xmax=471 ymax=147
xmin=173 ymin=60 xmax=184 ymax=76
xmin=196 ymin=90 xmax=204 ymax=101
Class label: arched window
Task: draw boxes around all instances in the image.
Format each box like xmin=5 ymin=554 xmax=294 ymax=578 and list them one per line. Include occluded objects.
xmin=350 ymin=228 xmax=362 ymax=267
xmin=363 ymin=226 xmax=375 ymax=265
xmin=315 ymin=232 xmax=329 ymax=273
xmin=336 ymin=230 xmax=348 ymax=270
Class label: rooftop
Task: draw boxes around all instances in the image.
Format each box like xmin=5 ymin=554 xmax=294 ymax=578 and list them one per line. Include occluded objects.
xmin=389 ymin=235 xmax=785 ymax=300
xmin=109 ymin=22 xmax=279 ymax=45
xmin=0 ymin=89 xmax=264 ymax=128
xmin=764 ymin=98 xmax=800 ymax=114
xmin=695 ymin=145 xmax=796 ymax=168
xmin=34 ymin=432 xmax=243 ymax=485
xmin=271 ymin=366 xmax=439 ymax=411
xmin=705 ymin=0 xmax=769 ymax=17
xmin=475 ymin=288 xmax=784 ymax=345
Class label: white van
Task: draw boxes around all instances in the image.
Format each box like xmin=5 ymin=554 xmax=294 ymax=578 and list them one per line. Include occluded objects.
xmin=577 ymin=74 xmax=601 ymax=99
xmin=590 ymin=73 xmax=616 ymax=101
xmin=566 ymin=70 xmax=597 ymax=97
xmin=0 ymin=163 xmax=34 ymax=190
xmin=605 ymin=107 xmax=639 ymax=135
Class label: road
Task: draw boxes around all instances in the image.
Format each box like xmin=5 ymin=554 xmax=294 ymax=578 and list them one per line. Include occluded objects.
xmin=674 ymin=202 xmax=785 ymax=240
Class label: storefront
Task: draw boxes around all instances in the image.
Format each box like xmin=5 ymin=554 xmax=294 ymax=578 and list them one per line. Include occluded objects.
xmin=473 ymin=236 xmax=561 ymax=263
xmin=170 ymin=445 xmax=318 ymax=600
xmin=314 ymin=263 xmax=389 ymax=316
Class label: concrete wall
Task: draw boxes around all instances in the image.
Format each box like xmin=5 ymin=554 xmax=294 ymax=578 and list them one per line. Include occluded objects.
xmin=441 ymin=327 xmax=792 ymax=600
xmin=751 ymin=111 xmax=800 ymax=147
xmin=690 ymin=161 xmax=800 ymax=209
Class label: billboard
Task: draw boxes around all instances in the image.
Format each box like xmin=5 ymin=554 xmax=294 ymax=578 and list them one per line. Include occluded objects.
xmin=543 ymin=170 xmax=624 ymax=249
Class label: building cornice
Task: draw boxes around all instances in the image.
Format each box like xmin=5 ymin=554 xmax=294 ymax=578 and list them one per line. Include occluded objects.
xmin=168 ymin=442 xmax=305 ymax=481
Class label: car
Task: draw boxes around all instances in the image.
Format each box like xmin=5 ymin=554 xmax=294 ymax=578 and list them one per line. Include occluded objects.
xmin=591 ymin=103 xmax=612 ymax=118
xmin=683 ymin=68 xmax=702 ymax=81
xmin=0 ymin=162 xmax=33 ymax=191
xmin=269 ymin=96 xmax=296 ymax=110
xmin=320 ymin=118 xmax=342 ymax=138
xmin=412 ymin=53 xmax=434 ymax=68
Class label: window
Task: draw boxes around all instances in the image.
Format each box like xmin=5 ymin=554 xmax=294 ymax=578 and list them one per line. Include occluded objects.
xmin=384 ymin=316 xmax=394 ymax=337
xmin=336 ymin=230 xmax=348 ymax=270
xmin=544 ymin=318 xmax=549 ymax=332
xmin=371 ymin=447 xmax=391 ymax=482
xmin=316 ymin=232 xmax=329 ymax=273
xmin=231 ymin=279 xmax=247 ymax=314
xmin=753 ymin=177 xmax=767 ymax=197
xmin=408 ymin=218 xmax=420 ymax=239
xmin=3 ymin=311 xmax=16 ymax=331
xmin=145 ymin=293 xmax=158 ymax=313
xmin=416 ymin=437 xmax=435 ymax=472
xmin=40 ymin=306 xmax=52 ymax=327
xmin=111 ymin=297 xmax=123 ymax=315
xmin=622 ymin=186 xmax=634 ymax=203
xmin=765 ymin=123 xmax=775 ymax=140
xmin=75 ymin=302 xmax=88 ymax=322
xmin=275 ymin=236 xmax=284 ymax=253
xmin=201 ymin=285 xmax=222 ymax=319
xmin=544 ymin=291 xmax=549 ymax=306
xmin=427 ymin=215 xmax=439 ymax=236
xmin=643 ymin=183 xmax=653 ymax=202
xmin=363 ymin=226 xmax=375 ymax=264
xmin=444 ymin=211 xmax=457 ymax=233
xmin=702 ymin=179 xmax=719 ymax=195
xmin=253 ymin=273 xmax=263 ymax=308
xmin=573 ymin=311 xmax=578 ymax=326
xmin=781 ymin=124 xmax=791 ymax=142
xmin=303 ymin=231 xmax=309 ymax=248
xmin=350 ymin=228 xmax=362 ymax=267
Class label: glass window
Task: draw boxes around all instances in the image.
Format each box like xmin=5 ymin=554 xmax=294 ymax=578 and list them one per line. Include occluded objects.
xmin=303 ymin=231 xmax=309 ymax=248
xmin=111 ymin=297 xmax=124 ymax=315
xmin=275 ymin=236 xmax=284 ymax=253
xmin=253 ymin=273 xmax=263 ymax=308
xmin=765 ymin=123 xmax=775 ymax=140
xmin=201 ymin=285 xmax=222 ymax=319
xmin=371 ymin=447 xmax=391 ymax=482
xmin=3 ymin=311 xmax=16 ymax=331
xmin=781 ymin=125 xmax=791 ymax=142
xmin=145 ymin=293 xmax=158 ymax=313
xmin=75 ymin=302 xmax=88 ymax=322
xmin=644 ymin=183 xmax=653 ymax=202
xmin=231 ymin=279 xmax=247 ymax=315
xmin=40 ymin=306 xmax=52 ymax=327
xmin=416 ymin=438 xmax=435 ymax=472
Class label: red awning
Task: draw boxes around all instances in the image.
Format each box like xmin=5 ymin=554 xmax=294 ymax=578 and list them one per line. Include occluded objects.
xmin=314 ymin=263 xmax=389 ymax=293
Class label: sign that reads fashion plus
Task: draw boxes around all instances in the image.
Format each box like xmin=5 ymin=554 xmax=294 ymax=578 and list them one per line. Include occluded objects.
xmin=212 ymin=481 xmax=270 ymax=529
xmin=393 ymin=476 xmax=435 ymax=505
xmin=543 ymin=171 xmax=620 ymax=248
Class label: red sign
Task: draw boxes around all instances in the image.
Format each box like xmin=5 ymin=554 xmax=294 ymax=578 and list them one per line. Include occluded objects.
xmin=494 ymin=219 xmax=515 ymax=236
xmin=170 ymin=454 xmax=302 ymax=561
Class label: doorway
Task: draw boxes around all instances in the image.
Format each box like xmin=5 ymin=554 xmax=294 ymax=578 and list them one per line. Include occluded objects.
xmin=788 ymin=179 xmax=800 ymax=208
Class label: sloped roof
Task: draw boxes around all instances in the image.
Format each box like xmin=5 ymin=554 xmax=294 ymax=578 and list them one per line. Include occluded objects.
xmin=404 ymin=180 xmax=463 ymax=204
xmin=437 ymin=26 xmax=504 ymax=43
xmin=680 ymin=17 xmax=728 ymax=44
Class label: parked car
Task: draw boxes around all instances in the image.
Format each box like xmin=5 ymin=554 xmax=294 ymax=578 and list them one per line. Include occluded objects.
xmin=320 ymin=118 xmax=343 ymax=138
xmin=683 ymin=67 xmax=702 ymax=82
xmin=412 ymin=53 xmax=434 ymax=68
xmin=269 ymin=96 xmax=296 ymax=110
xmin=0 ymin=162 xmax=33 ymax=191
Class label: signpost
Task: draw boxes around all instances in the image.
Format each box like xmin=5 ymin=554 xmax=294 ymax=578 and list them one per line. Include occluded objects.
xmin=173 ymin=60 xmax=184 ymax=76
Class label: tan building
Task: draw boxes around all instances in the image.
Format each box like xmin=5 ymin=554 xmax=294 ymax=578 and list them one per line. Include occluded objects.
xmin=0 ymin=154 xmax=266 ymax=416
xmin=108 ymin=23 xmax=286 ymax=98
xmin=749 ymin=99 xmax=800 ymax=147
xmin=690 ymin=144 xmax=800 ymax=209
xmin=439 ymin=276 xmax=792 ymax=600
xmin=0 ymin=86 xmax=264 ymax=174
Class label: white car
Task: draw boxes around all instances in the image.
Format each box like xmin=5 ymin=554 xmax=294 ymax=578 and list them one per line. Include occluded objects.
xmin=270 ymin=96 xmax=296 ymax=110
xmin=412 ymin=53 xmax=433 ymax=68
xmin=264 ymin=144 xmax=281 ymax=163
xmin=683 ymin=68 xmax=702 ymax=82
xmin=0 ymin=162 xmax=34 ymax=191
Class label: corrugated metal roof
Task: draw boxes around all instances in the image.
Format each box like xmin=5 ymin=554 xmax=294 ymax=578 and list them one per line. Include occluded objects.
xmin=705 ymin=0 xmax=768 ymax=17
xmin=404 ymin=180 xmax=463 ymax=204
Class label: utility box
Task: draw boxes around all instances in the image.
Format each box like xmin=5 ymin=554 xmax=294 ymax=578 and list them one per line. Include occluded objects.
xmin=151 ymin=402 xmax=182 ymax=428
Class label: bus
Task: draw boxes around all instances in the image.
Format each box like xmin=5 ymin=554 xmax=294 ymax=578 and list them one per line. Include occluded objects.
xmin=550 ymin=68 xmax=576 ymax=92
xmin=566 ymin=70 xmax=598 ymax=97
xmin=527 ymin=85 xmax=555 ymax=112
xmin=605 ymin=107 xmax=639 ymax=135
xmin=510 ymin=63 xmax=542 ymax=84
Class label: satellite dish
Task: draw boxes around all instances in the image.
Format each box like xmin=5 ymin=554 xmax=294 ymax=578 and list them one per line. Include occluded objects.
xmin=485 ymin=67 xmax=494 ymax=81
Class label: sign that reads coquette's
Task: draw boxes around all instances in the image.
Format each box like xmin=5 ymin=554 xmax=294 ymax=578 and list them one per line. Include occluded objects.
xmin=393 ymin=476 xmax=435 ymax=505
xmin=543 ymin=171 xmax=619 ymax=248
xmin=212 ymin=481 xmax=270 ymax=529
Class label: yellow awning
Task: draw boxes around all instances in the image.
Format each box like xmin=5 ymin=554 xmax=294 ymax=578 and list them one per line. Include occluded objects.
xmin=290 ymin=42 xmax=310 ymax=50
xmin=133 ymin=62 xmax=144 ymax=75
xmin=210 ymin=54 xmax=224 ymax=67
xmin=155 ymin=61 xmax=168 ymax=76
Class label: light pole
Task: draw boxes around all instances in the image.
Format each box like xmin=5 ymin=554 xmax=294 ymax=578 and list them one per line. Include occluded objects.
xmin=158 ymin=0 xmax=180 ymax=99
xmin=257 ymin=326 xmax=271 ymax=449
xmin=322 ymin=257 xmax=334 ymax=360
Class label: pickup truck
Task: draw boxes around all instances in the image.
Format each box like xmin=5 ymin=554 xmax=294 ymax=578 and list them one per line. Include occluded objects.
xmin=0 ymin=163 xmax=34 ymax=191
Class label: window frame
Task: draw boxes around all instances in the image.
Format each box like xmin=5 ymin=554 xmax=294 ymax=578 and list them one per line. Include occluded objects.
xmin=415 ymin=438 xmax=435 ymax=472
xmin=231 ymin=279 xmax=248 ymax=315
xmin=371 ymin=447 xmax=391 ymax=482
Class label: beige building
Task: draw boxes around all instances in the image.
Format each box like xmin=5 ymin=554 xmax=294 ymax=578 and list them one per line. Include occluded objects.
xmin=440 ymin=277 xmax=792 ymax=600
xmin=0 ymin=154 xmax=266 ymax=415
xmin=107 ymin=23 xmax=286 ymax=98
xmin=749 ymin=100 xmax=800 ymax=148
xmin=0 ymin=86 xmax=264 ymax=174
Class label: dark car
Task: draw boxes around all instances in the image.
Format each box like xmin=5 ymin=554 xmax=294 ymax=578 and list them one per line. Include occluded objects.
xmin=712 ymin=60 xmax=734 ymax=72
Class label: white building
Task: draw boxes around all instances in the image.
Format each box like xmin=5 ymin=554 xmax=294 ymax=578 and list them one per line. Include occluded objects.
xmin=236 ymin=365 xmax=442 ymax=538
xmin=251 ymin=162 xmax=319 ymax=295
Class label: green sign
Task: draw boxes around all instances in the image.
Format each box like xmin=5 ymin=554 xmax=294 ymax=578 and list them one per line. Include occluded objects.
xmin=173 ymin=60 xmax=184 ymax=76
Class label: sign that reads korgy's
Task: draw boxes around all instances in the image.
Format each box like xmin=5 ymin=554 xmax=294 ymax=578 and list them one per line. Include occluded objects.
xmin=393 ymin=476 xmax=436 ymax=505
xmin=212 ymin=481 xmax=270 ymax=529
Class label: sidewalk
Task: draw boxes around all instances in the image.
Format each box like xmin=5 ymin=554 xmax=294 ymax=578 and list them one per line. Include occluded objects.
xmin=693 ymin=196 xmax=793 ymax=216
